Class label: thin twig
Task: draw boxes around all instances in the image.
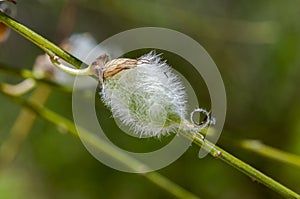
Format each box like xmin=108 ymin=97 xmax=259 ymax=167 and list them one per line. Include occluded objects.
xmin=0 ymin=11 xmax=88 ymax=69
xmin=0 ymin=63 xmax=72 ymax=93
xmin=0 ymin=10 xmax=299 ymax=199
xmin=1 ymin=78 xmax=36 ymax=96
xmin=0 ymin=84 xmax=52 ymax=167
xmin=1 ymin=85 xmax=299 ymax=198
xmin=203 ymin=130 xmax=300 ymax=169
xmin=0 ymin=86 xmax=200 ymax=199
xmin=228 ymin=138 xmax=300 ymax=168
xmin=181 ymin=131 xmax=300 ymax=199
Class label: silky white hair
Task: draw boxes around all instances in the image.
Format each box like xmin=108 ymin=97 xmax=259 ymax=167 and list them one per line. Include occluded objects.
xmin=101 ymin=51 xmax=187 ymax=137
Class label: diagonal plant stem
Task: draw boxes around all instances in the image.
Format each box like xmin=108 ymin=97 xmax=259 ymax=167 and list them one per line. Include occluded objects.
xmin=3 ymin=63 xmax=300 ymax=169
xmin=0 ymin=78 xmax=36 ymax=96
xmin=0 ymin=11 xmax=88 ymax=69
xmin=0 ymin=86 xmax=200 ymax=199
xmin=2 ymin=64 xmax=300 ymax=170
xmin=1 ymin=83 xmax=299 ymax=199
xmin=0 ymin=84 xmax=52 ymax=167
xmin=227 ymin=138 xmax=300 ymax=168
xmin=0 ymin=62 xmax=72 ymax=93
xmin=3 ymin=60 xmax=300 ymax=170
xmin=181 ymin=131 xmax=300 ymax=199
xmin=203 ymin=130 xmax=300 ymax=169
xmin=0 ymin=0 xmax=84 ymax=170
xmin=0 ymin=10 xmax=300 ymax=199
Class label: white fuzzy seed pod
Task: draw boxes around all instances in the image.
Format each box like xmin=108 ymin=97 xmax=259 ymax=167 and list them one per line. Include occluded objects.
xmin=99 ymin=51 xmax=187 ymax=137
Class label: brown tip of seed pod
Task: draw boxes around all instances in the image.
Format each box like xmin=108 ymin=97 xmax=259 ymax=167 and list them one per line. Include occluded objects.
xmin=103 ymin=58 xmax=138 ymax=80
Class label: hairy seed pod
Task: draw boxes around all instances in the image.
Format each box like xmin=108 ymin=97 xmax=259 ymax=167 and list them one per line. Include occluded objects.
xmin=99 ymin=51 xmax=187 ymax=137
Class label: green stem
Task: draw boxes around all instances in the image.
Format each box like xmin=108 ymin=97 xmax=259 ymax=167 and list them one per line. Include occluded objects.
xmin=0 ymin=11 xmax=88 ymax=69
xmin=0 ymin=62 xmax=72 ymax=93
xmin=1 ymin=79 xmax=36 ymax=96
xmin=0 ymin=84 xmax=52 ymax=167
xmin=1 ymin=86 xmax=299 ymax=198
xmin=4 ymin=63 xmax=299 ymax=168
xmin=181 ymin=131 xmax=300 ymax=199
xmin=144 ymin=172 xmax=199 ymax=199
xmin=50 ymin=57 xmax=94 ymax=76
xmin=0 ymin=10 xmax=299 ymax=199
xmin=236 ymin=139 xmax=300 ymax=168
xmin=203 ymin=130 xmax=300 ymax=169
xmin=0 ymin=87 xmax=200 ymax=199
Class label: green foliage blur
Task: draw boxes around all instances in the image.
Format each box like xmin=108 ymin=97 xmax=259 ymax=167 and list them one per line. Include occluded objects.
xmin=1 ymin=0 xmax=300 ymax=198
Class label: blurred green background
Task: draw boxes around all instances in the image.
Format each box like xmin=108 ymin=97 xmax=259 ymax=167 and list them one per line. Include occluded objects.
xmin=1 ymin=0 xmax=300 ymax=198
